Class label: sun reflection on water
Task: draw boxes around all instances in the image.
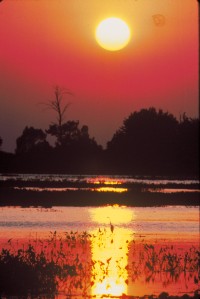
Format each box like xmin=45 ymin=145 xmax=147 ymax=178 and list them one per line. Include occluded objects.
xmin=89 ymin=206 xmax=133 ymax=297
xmin=87 ymin=177 xmax=124 ymax=185
xmin=95 ymin=187 xmax=128 ymax=193
xmin=90 ymin=205 xmax=134 ymax=224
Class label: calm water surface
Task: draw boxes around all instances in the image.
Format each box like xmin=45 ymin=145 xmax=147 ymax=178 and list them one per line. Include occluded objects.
xmin=0 ymin=174 xmax=199 ymax=297
xmin=0 ymin=205 xmax=199 ymax=297
xmin=0 ymin=205 xmax=199 ymax=241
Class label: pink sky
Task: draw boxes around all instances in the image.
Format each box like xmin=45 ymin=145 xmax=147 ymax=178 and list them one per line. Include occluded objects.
xmin=0 ymin=0 xmax=199 ymax=152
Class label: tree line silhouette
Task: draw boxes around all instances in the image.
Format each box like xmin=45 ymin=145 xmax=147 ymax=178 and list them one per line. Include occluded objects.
xmin=0 ymin=88 xmax=199 ymax=176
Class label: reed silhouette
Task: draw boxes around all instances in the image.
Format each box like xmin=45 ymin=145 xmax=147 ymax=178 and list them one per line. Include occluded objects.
xmin=0 ymin=230 xmax=199 ymax=298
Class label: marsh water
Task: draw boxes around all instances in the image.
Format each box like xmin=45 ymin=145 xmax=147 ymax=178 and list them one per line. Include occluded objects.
xmin=0 ymin=205 xmax=198 ymax=242
xmin=0 ymin=174 xmax=199 ymax=297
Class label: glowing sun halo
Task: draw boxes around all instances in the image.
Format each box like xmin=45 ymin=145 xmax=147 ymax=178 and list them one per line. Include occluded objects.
xmin=95 ymin=17 xmax=131 ymax=51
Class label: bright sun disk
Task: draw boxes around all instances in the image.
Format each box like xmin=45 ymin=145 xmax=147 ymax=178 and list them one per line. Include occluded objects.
xmin=95 ymin=17 xmax=131 ymax=51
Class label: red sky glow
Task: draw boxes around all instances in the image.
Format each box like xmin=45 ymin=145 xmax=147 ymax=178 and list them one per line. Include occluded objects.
xmin=0 ymin=0 xmax=199 ymax=152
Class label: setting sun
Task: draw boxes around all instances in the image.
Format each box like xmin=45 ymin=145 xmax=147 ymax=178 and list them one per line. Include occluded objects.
xmin=95 ymin=17 xmax=131 ymax=51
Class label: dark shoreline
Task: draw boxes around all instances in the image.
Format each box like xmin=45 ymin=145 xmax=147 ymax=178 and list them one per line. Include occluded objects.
xmin=0 ymin=175 xmax=199 ymax=207
xmin=0 ymin=188 xmax=199 ymax=207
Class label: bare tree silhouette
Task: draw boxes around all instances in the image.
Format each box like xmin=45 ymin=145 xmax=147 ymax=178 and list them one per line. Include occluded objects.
xmin=46 ymin=86 xmax=72 ymax=127
xmin=44 ymin=86 xmax=73 ymax=146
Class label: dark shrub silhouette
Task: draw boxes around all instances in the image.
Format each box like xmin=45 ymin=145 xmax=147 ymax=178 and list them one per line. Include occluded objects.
xmin=106 ymin=107 xmax=179 ymax=175
xmin=16 ymin=126 xmax=48 ymax=155
xmin=15 ymin=126 xmax=53 ymax=173
xmin=46 ymin=120 xmax=103 ymax=173
xmin=176 ymin=114 xmax=199 ymax=175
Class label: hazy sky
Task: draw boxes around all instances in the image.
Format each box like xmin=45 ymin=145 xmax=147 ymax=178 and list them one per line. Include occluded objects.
xmin=0 ymin=0 xmax=199 ymax=152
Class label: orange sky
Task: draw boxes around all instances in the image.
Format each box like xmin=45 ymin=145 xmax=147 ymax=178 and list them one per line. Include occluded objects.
xmin=0 ymin=0 xmax=199 ymax=152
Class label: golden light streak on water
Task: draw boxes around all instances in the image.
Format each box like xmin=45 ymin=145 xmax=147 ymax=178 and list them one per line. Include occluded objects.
xmin=14 ymin=186 xmax=128 ymax=193
xmin=90 ymin=205 xmax=134 ymax=224
xmin=90 ymin=227 xmax=131 ymax=297
xmin=95 ymin=187 xmax=128 ymax=193
xmin=89 ymin=206 xmax=133 ymax=297
xmin=87 ymin=177 xmax=123 ymax=185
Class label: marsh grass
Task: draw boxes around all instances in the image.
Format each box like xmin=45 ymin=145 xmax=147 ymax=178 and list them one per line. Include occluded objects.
xmin=0 ymin=230 xmax=199 ymax=298
xmin=129 ymin=241 xmax=199 ymax=288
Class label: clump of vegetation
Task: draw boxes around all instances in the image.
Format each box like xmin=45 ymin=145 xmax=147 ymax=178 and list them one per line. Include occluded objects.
xmin=0 ymin=245 xmax=61 ymax=296
xmin=129 ymin=242 xmax=199 ymax=287
xmin=0 ymin=231 xmax=92 ymax=297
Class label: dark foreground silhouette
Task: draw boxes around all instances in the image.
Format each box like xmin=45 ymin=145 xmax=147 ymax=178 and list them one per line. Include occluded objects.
xmin=0 ymin=232 xmax=199 ymax=298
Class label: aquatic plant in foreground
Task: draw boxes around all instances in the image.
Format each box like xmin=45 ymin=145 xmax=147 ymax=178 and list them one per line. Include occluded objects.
xmin=0 ymin=230 xmax=199 ymax=298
